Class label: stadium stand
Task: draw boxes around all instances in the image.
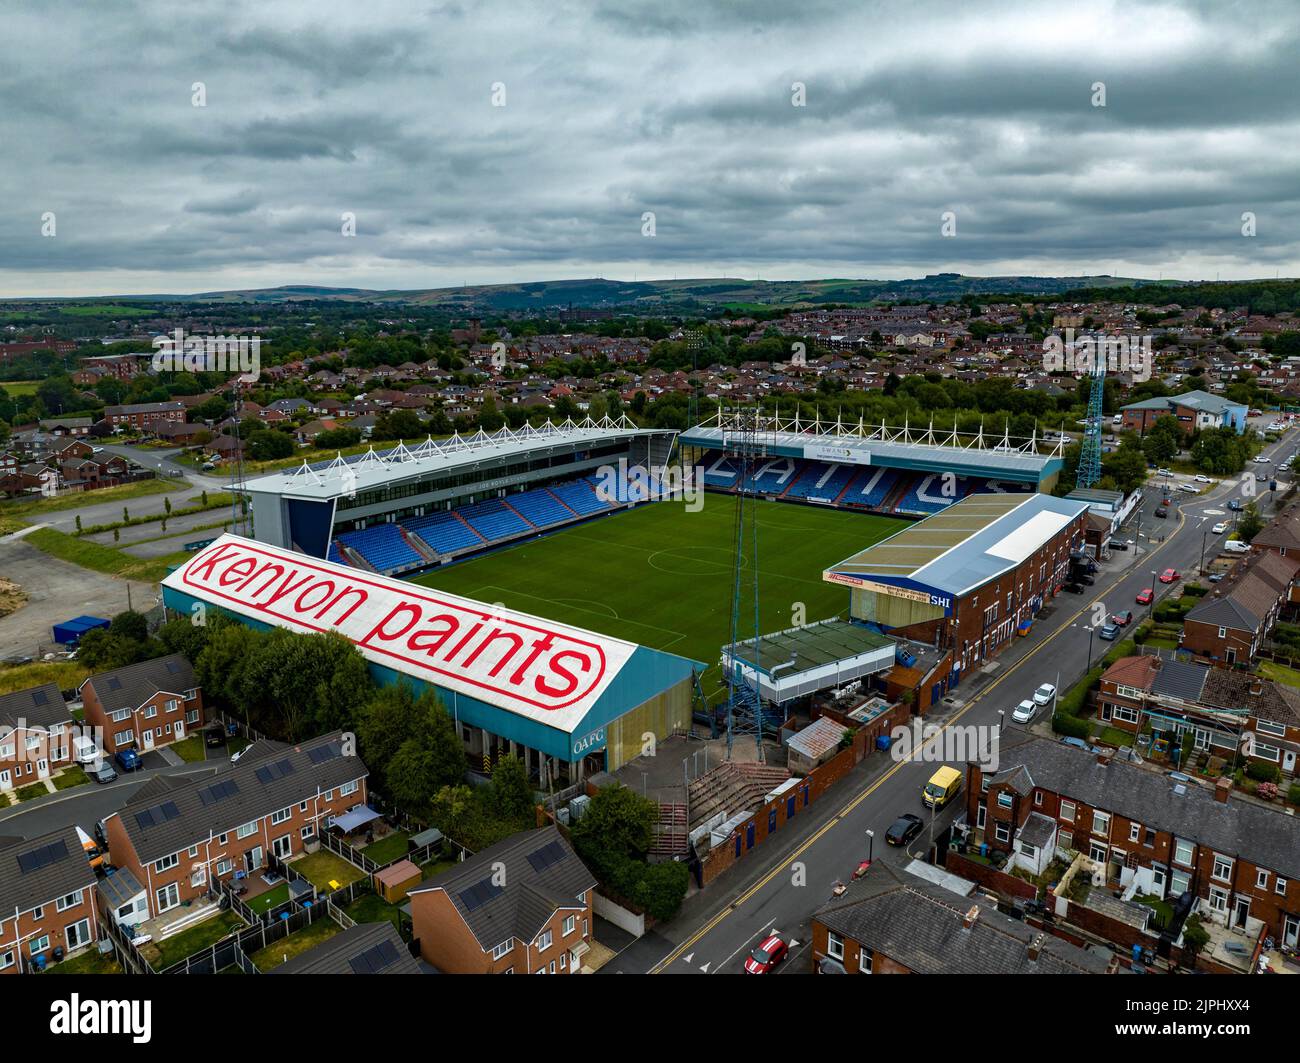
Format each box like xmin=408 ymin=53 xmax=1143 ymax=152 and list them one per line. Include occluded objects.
xmin=507 ymin=486 xmax=576 ymax=528
xmin=403 ymin=510 xmax=484 ymax=555
xmin=336 ymin=523 xmax=424 ymax=575
xmin=458 ymin=498 xmax=535 ymax=541
xmin=549 ymin=478 xmax=610 ymax=516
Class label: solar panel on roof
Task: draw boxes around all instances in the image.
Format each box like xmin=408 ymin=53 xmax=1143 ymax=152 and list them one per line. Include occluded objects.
xmin=161 ymin=801 xmax=180 ymax=820
xmin=165 ymin=660 xmax=180 ymax=673
xmin=107 ymin=677 xmax=122 ymax=690
xmin=526 ymin=840 xmax=566 ymax=873
xmin=200 ymin=779 xmax=240 ymax=805
xmin=458 ymin=878 xmax=503 ymax=912
xmin=31 ymin=689 xmax=47 ymax=705
xmin=135 ymin=809 xmax=156 ymax=829
xmin=16 ymin=839 xmax=69 ymax=874
xmin=347 ymin=939 xmax=401 ymax=974
xmin=308 ymin=743 xmax=341 ymax=765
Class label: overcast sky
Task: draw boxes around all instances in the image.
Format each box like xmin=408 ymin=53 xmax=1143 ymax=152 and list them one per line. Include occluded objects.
xmin=2 ymin=0 xmax=1297 ymax=297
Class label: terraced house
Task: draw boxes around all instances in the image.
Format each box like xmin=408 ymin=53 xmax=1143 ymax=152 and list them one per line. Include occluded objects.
xmin=1099 ymin=655 xmax=1300 ymax=777
xmin=1181 ymin=550 xmax=1299 ymax=664
xmin=102 ymin=731 xmax=368 ymax=920
xmin=409 ymin=825 xmax=595 ymax=974
xmin=79 ymin=654 xmax=203 ymax=756
xmin=967 ymin=734 xmax=1300 ymax=952
xmin=0 ymin=683 xmax=74 ymax=792
xmin=0 ymin=826 xmax=99 ymax=974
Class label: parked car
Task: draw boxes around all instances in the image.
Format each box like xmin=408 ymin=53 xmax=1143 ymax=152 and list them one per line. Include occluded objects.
xmin=885 ymin=813 xmax=925 ymax=846
xmin=1211 ymin=521 xmax=1228 ymax=535
xmin=1063 ymin=582 xmax=1086 ymax=594
xmin=72 ymin=735 xmax=101 ymax=765
xmin=1154 ymin=507 xmax=1169 ymax=518
xmin=1110 ymin=538 xmax=1132 ymax=551
xmin=1033 ymin=682 xmax=1056 ymax=705
xmin=1209 ymin=572 xmax=1225 ymax=583
xmin=744 ymin=934 xmax=788 ymax=974
xmin=205 ymin=724 xmax=226 ymax=748
xmin=1177 ymin=483 xmax=1198 ymax=494
xmin=1254 ymin=455 xmax=1271 ymax=463
xmin=1012 ymin=699 xmax=1037 ymax=724
xmin=1224 ymin=539 xmax=1250 ymax=554
xmin=1194 ymin=474 xmax=1212 ymax=483
xmin=1099 ymin=622 xmax=1120 ymax=640
xmin=89 ymin=762 xmax=117 ymax=784
xmin=1110 ymin=610 xmax=1133 ymax=627
xmin=1159 ymin=568 xmax=1179 ymax=584
xmin=1076 ymin=572 xmax=1096 ymax=586
xmin=1136 ymin=587 xmax=1154 ymax=605
xmin=114 ymin=748 xmax=141 ymax=772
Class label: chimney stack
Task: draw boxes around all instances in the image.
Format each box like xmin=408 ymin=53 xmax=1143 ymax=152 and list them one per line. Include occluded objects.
xmin=963 ymin=905 xmax=979 ymax=930
xmin=1250 ymin=679 xmax=1263 ymax=696
xmin=1027 ymin=933 xmax=1044 ymax=962
xmin=1215 ymin=776 xmax=1232 ymax=804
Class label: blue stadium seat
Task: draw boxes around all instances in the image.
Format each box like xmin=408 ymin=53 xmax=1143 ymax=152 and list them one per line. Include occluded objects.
xmin=507 ymin=487 xmax=573 ymax=528
xmin=336 ymin=523 xmax=424 ymax=574
xmin=549 ymin=479 xmax=609 ymax=515
xmin=402 ymin=510 xmax=484 ymax=555
xmin=839 ymin=466 xmax=899 ymax=509
xmin=781 ymin=460 xmax=859 ymax=502
xmin=459 ymin=498 xmax=533 ymax=541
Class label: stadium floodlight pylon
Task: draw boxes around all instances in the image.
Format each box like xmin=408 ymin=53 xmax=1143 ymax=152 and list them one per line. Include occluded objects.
xmin=1077 ymin=348 xmax=1107 ymax=489
xmin=724 ymin=406 xmax=766 ymax=761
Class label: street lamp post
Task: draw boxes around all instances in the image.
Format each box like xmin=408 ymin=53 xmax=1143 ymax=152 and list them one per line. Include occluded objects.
xmin=865 ymin=829 xmax=874 ymax=864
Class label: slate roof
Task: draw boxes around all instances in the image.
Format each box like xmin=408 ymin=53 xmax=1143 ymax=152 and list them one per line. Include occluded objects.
xmin=0 ymin=683 xmax=71 ymax=732
xmin=270 ymin=922 xmax=422 ymax=975
xmin=1101 ymin=656 xmax=1158 ymax=691
xmin=0 ymin=826 xmax=95 ymax=917
xmin=80 ymin=654 xmax=197 ymax=715
xmin=985 ymin=734 xmax=1300 ymax=881
xmin=814 ymin=861 xmax=1110 ymax=974
xmin=1120 ymin=389 xmax=1241 ymax=415
xmin=110 ymin=730 xmax=367 ymax=863
xmin=1149 ymin=658 xmax=1210 ymax=702
xmin=410 ymin=825 xmax=595 ymax=951
xmin=1252 ymin=505 xmax=1300 ymax=552
xmin=1200 ymin=670 xmax=1300 ymax=729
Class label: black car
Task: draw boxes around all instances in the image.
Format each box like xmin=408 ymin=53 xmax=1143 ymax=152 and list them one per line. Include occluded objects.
xmin=1154 ymin=507 xmax=1169 ymax=518
xmin=1076 ymin=572 xmax=1096 ymax=586
xmin=1063 ymin=581 xmax=1086 ymax=594
xmin=205 ymin=725 xmax=226 ymax=748
xmin=885 ymin=813 xmax=924 ymax=847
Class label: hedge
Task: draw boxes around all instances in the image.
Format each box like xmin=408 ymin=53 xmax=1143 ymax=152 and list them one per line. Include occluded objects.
xmin=1052 ymin=711 xmax=1092 ymax=739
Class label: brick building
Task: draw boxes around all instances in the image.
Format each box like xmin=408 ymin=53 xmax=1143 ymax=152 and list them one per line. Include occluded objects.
xmin=967 ymin=733 xmax=1300 ymax=948
xmin=79 ymin=654 xmax=203 ymax=756
xmin=0 ymin=827 xmax=99 ymax=974
xmin=1182 ymin=551 xmax=1299 ymax=664
xmin=101 ymin=400 xmax=186 ymax=430
xmin=409 ymin=825 xmax=595 ymax=974
xmin=0 ymin=683 xmax=75 ymax=793
xmin=103 ymin=731 xmax=367 ymax=919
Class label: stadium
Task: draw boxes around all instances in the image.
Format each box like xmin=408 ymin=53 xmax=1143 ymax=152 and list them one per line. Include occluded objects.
xmin=166 ymin=413 xmax=1086 ymax=782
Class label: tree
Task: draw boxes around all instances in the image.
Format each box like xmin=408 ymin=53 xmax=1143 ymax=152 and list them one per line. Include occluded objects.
xmin=108 ymin=609 xmax=149 ymax=644
xmin=632 ymin=860 xmax=690 ymax=921
xmin=571 ymin=785 xmax=654 ymax=861
xmin=1237 ymin=502 xmax=1264 ymax=543
xmin=246 ymin=429 xmax=294 ymax=461
xmin=75 ymin=629 xmax=145 ymax=671
xmin=487 ymin=755 xmax=534 ymax=823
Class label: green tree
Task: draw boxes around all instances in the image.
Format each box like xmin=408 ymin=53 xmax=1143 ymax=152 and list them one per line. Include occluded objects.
xmin=571 ymin=785 xmax=654 ymax=860
xmin=108 ymin=609 xmax=149 ymax=644
xmin=246 ymin=429 xmax=294 ymax=461
xmin=1238 ymin=502 xmax=1264 ymax=543
xmin=488 ymin=755 xmax=534 ymax=823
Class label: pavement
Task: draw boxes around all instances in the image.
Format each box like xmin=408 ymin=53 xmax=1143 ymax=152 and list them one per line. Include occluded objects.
xmin=609 ymin=427 xmax=1299 ymax=976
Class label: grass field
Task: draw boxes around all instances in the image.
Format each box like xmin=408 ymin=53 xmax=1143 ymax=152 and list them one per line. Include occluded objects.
xmin=412 ymin=498 xmax=902 ymax=697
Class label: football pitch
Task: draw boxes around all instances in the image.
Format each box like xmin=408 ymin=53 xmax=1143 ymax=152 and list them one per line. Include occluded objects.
xmin=409 ymin=497 xmax=903 ymax=697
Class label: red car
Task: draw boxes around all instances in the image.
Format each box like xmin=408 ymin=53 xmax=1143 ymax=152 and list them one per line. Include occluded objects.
xmin=1159 ymin=568 xmax=1179 ymax=584
xmin=744 ymin=934 xmax=788 ymax=974
xmin=1110 ymin=610 xmax=1134 ymax=626
xmin=1136 ymin=588 xmax=1154 ymax=605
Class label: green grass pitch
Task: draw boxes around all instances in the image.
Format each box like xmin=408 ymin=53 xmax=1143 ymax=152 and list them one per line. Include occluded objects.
xmin=409 ymin=497 xmax=903 ymax=698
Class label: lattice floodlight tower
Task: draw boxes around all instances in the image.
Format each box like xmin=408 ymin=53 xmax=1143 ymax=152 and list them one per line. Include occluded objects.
xmin=1077 ymin=350 xmax=1107 ymax=490
xmin=724 ymin=406 xmax=766 ymax=761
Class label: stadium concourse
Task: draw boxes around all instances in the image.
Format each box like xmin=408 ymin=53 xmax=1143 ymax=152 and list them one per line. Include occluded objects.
xmin=679 ymin=409 xmax=1066 ymax=517
xmin=160 ymin=534 xmax=704 ymax=782
xmin=239 ymin=417 xmax=677 ymax=577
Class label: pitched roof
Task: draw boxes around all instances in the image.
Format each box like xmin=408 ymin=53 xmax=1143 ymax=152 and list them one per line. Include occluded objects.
xmin=410 ymin=825 xmax=595 ymax=951
xmin=1101 ymin=655 xmax=1158 ymax=691
xmin=0 ymin=683 xmax=71 ymax=732
xmin=814 ymin=862 xmax=1110 ymax=974
xmin=270 ymin=922 xmax=423 ymax=975
xmin=0 ymin=826 xmax=95 ymax=917
xmin=1200 ymin=671 xmax=1300 ymax=728
xmin=986 ymin=733 xmax=1300 ymax=881
xmin=80 ymin=654 xmax=197 ymax=715
xmin=1149 ymin=658 xmax=1210 ymax=701
xmin=110 ymin=730 xmax=367 ymax=863
xmin=1252 ymin=503 xmax=1300 ymax=552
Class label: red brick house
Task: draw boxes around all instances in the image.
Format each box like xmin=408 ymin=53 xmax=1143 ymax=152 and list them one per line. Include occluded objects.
xmin=409 ymin=825 xmax=595 ymax=974
xmin=103 ymin=731 xmax=368 ymax=920
xmin=0 ymin=683 xmax=74 ymax=794
xmin=811 ymin=860 xmax=1112 ymax=974
xmin=79 ymin=654 xmax=203 ymax=756
xmin=1182 ymin=551 xmax=1299 ymax=664
xmin=102 ymin=400 xmax=186 ymax=431
xmin=0 ymin=827 xmax=99 ymax=974
xmin=968 ymin=733 xmax=1300 ymax=948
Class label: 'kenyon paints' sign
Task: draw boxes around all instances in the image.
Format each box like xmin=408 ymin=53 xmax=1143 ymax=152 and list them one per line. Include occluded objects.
xmin=163 ymin=535 xmax=636 ymax=732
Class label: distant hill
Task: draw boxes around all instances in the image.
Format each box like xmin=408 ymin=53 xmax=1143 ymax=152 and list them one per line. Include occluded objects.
xmin=5 ymin=274 xmax=1157 ymax=312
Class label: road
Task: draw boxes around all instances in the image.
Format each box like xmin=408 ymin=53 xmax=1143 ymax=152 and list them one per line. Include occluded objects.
xmin=640 ymin=427 xmax=1296 ymax=975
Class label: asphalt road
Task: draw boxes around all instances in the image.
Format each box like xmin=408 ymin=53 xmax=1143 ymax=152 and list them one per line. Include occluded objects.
xmin=641 ymin=427 xmax=1297 ymax=975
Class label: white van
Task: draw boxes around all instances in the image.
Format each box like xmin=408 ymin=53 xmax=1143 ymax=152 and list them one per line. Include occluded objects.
xmin=1223 ymin=540 xmax=1250 ymax=554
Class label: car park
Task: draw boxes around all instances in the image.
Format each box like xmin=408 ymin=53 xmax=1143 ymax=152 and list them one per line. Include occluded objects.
xmin=1012 ymin=699 xmax=1037 ymax=723
xmin=744 ymin=935 xmax=788 ymax=974
xmin=1212 ymin=521 xmax=1228 ymax=534
xmin=1159 ymin=568 xmax=1179 ymax=583
xmin=885 ymin=813 xmax=924 ymax=846
xmin=1099 ymin=622 xmax=1120 ymax=640
xmin=1136 ymin=588 xmax=1154 ymax=604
